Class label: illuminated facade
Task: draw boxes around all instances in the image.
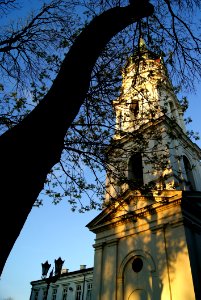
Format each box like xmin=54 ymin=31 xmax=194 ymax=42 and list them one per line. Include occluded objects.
xmin=30 ymin=266 xmax=93 ymax=300
xmin=87 ymin=40 xmax=201 ymax=300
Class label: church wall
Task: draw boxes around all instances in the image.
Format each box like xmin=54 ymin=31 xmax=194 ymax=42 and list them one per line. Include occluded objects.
xmin=92 ymin=244 xmax=103 ymax=300
xmin=100 ymin=239 xmax=118 ymax=299
xmin=117 ymin=213 xmax=195 ymax=299
xmin=161 ymin=223 xmax=195 ymax=300
xmin=184 ymin=222 xmax=201 ymax=299
xmin=92 ymin=194 xmax=198 ymax=299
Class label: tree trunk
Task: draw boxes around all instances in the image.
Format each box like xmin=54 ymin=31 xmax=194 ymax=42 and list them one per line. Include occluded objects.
xmin=0 ymin=1 xmax=153 ymax=275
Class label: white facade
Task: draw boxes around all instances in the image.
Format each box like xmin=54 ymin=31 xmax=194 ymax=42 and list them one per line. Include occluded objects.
xmin=30 ymin=267 xmax=93 ymax=300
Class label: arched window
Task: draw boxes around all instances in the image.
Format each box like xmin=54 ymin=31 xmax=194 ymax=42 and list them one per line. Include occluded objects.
xmin=130 ymin=100 xmax=139 ymax=117
xmin=119 ymin=111 xmax=123 ymax=130
xmin=128 ymin=153 xmax=143 ymax=187
xmin=169 ymin=101 xmax=177 ymax=119
xmin=183 ymin=155 xmax=196 ymax=191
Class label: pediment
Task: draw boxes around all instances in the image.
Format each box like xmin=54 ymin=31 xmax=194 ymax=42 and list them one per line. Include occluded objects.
xmin=86 ymin=189 xmax=156 ymax=233
xmin=86 ymin=189 xmax=185 ymax=233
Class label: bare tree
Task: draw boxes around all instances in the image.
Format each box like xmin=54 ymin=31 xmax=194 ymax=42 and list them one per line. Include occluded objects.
xmin=0 ymin=0 xmax=200 ymax=276
xmin=0 ymin=0 xmax=154 ymax=276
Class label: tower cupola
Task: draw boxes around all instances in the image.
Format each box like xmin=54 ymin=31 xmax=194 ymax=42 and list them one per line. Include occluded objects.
xmin=113 ymin=38 xmax=186 ymax=137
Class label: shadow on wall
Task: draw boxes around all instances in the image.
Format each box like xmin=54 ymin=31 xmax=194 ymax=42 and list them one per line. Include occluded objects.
xmin=97 ymin=194 xmax=192 ymax=300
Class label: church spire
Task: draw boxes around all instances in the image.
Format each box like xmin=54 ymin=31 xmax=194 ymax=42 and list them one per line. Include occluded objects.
xmin=139 ymin=37 xmax=146 ymax=47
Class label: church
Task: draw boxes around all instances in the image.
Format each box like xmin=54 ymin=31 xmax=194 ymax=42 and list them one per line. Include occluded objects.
xmin=30 ymin=40 xmax=201 ymax=300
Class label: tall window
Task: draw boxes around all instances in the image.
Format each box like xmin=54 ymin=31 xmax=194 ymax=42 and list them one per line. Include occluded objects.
xmin=62 ymin=287 xmax=68 ymax=300
xmin=183 ymin=155 xmax=196 ymax=190
xmin=51 ymin=288 xmax=57 ymax=300
xmin=128 ymin=153 xmax=143 ymax=187
xmin=119 ymin=111 xmax=123 ymax=130
xmin=86 ymin=283 xmax=92 ymax=300
xmin=130 ymin=100 xmax=139 ymax=117
xmin=76 ymin=284 xmax=82 ymax=300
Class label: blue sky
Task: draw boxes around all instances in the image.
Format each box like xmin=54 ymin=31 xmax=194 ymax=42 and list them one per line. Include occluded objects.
xmin=0 ymin=200 xmax=98 ymax=300
xmin=0 ymin=83 xmax=200 ymax=300
xmin=0 ymin=1 xmax=201 ymax=300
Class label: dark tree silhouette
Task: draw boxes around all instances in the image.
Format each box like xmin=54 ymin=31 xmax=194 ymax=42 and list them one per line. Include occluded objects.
xmin=0 ymin=0 xmax=154 ymax=276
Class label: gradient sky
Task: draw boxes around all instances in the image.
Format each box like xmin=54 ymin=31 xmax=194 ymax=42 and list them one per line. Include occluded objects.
xmin=0 ymin=82 xmax=200 ymax=300
xmin=0 ymin=198 xmax=98 ymax=300
xmin=0 ymin=2 xmax=201 ymax=300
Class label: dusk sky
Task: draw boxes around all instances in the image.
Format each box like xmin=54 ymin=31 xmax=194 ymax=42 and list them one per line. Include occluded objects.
xmin=0 ymin=81 xmax=200 ymax=300
xmin=0 ymin=198 xmax=98 ymax=300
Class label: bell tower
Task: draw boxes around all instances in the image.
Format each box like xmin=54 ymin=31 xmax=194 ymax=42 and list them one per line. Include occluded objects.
xmin=87 ymin=40 xmax=201 ymax=300
xmin=105 ymin=38 xmax=201 ymax=203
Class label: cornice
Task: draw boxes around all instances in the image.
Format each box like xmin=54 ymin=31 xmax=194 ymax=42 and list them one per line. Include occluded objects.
xmin=89 ymin=196 xmax=182 ymax=234
xmin=88 ymin=191 xmax=201 ymax=235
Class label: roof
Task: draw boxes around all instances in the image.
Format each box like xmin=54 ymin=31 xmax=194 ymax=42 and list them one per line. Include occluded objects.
xmin=30 ymin=267 xmax=93 ymax=285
